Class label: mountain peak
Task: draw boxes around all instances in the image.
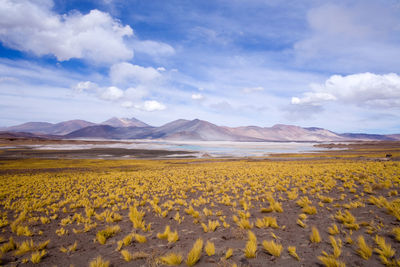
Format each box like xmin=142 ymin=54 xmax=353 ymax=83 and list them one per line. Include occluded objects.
xmin=101 ymin=117 xmax=149 ymax=127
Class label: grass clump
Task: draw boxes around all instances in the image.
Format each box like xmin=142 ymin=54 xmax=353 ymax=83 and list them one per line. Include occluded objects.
xmin=134 ymin=233 xmax=147 ymax=243
xmin=96 ymin=225 xmax=120 ymax=245
xmin=318 ymin=254 xmax=345 ymax=267
xmin=160 ymin=253 xmax=183 ymax=266
xmin=287 ymin=246 xmax=300 ymax=261
xmin=0 ymin=237 xmax=16 ymax=253
xmin=262 ymin=240 xmax=282 ymax=257
xmin=328 ymin=224 xmax=340 ymax=235
xmin=374 ymin=235 xmax=395 ymax=264
xmin=356 ymin=236 xmax=372 ymax=260
xmin=310 ymin=226 xmax=321 ymax=243
xmin=392 ymin=227 xmax=400 ymax=242
xmin=186 ymin=238 xmax=203 ymax=266
xmin=89 ymin=256 xmax=110 ymax=267
xmin=31 ymin=250 xmax=46 ymax=264
xmin=205 ymin=241 xmax=215 ymax=256
xmin=157 ymin=225 xmax=171 ymax=239
xmin=244 ymin=231 xmax=257 ymax=258
xmin=225 ymin=248 xmax=233 ymax=259
xmin=121 ymin=249 xmax=133 ymax=262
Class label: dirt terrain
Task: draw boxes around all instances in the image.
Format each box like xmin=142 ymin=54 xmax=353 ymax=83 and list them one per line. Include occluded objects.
xmin=0 ymin=140 xmax=399 ymax=266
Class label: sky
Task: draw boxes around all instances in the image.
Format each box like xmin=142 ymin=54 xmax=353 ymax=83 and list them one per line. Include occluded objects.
xmin=0 ymin=0 xmax=400 ymax=133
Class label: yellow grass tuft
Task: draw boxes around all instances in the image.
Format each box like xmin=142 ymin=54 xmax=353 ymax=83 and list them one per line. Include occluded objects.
xmin=96 ymin=225 xmax=120 ymax=245
xmin=40 ymin=217 xmax=50 ymax=224
xmin=302 ymin=205 xmax=317 ymax=215
xmin=392 ymin=227 xmax=400 ymax=242
xmin=168 ymin=231 xmax=179 ymax=243
xmin=244 ymin=231 xmax=257 ymax=258
xmin=129 ymin=206 xmax=146 ymax=230
xmin=262 ymin=240 xmax=282 ymax=257
xmin=68 ymin=241 xmax=78 ymax=252
xmin=287 ymin=246 xmax=300 ymax=261
xmin=328 ymin=224 xmax=340 ymax=235
xmin=297 ymin=219 xmax=306 ymax=228
xmin=16 ymin=225 xmax=32 ymax=236
xmin=334 ymin=210 xmax=359 ymax=230
xmin=134 ymin=233 xmax=147 ymax=243
xmin=318 ymin=254 xmax=346 ymax=267
xmin=310 ymin=226 xmax=321 ymax=243
xmin=0 ymin=237 xmax=16 ymax=253
xmin=205 ymin=241 xmax=215 ymax=256
xmin=157 ymin=226 xmax=178 ymax=243
xmin=121 ymin=249 xmax=133 ymax=262
xmin=15 ymin=239 xmax=34 ymax=256
xmin=186 ymin=238 xmax=203 ymax=266
xmin=30 ymin=250 xmax=46 ymax=264
xmin=298 ymin=213 xmax=307 ymax=220
xmin=236 ymin=218 xmax=253 ymax=229
xmin=356 ymin=236 xmax=372 ymax=260
xmin=160 ymin=253 xmax=183 ymax=266
xmin=157 ymin=225 xmax=171 ymax=239
xmin=374 ymin=235 xmax=395 ymax=263
xmin=225 ymin=248 xmax=233 ymax=259
xmin=329 ymin=236 xmax=341 ymax=258
xmin=255 ymin=217 xmax=278 ymax=229
xmin=89 ymin=256 xmax=110 ymax=267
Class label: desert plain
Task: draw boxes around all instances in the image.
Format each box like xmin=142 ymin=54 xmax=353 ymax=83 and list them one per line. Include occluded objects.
xmin=0 ymin=138 xmax=399 ymax=267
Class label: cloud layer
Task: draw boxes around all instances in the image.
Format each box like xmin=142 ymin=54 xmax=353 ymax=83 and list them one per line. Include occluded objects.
xmin=110 ymin=62 xmax=162 ymax=85
xmin=292 ymin=73 xmax=400 ymax=108
xmin=0 ymin=0 xmax=133 ymax=64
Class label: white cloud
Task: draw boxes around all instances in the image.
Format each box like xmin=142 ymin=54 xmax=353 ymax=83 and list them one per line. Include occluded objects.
xmin=294 ymin=2 xmax=400 ymax=72
xmin=291 ymin=92 xmax=336 ymax=105
xmin=157 ymin=67 xmax=166 ymax=72
xmin=132 ymin=40 xmax=175 ymax=57
xmin=124 ymin=86 xmax=148 ymax=100
xmin=292 ymin=72 xmax=400 ymax=108
xmin=134 ymin=100 xmax=166 ymax=111
xmin=110 ymin=62 xmax=161 ymax=85
xmin=100 ymin=86 xmax=124 ymax=101
xmin=242 ymin=86 xmax=264 ymax=93
xmin=0 ymin=0 xmax=133 ymax=64
xmin=191 ymin=93 xmax=204 ymax=100
xmin=73 ymin=81 xmax=98 ymax=92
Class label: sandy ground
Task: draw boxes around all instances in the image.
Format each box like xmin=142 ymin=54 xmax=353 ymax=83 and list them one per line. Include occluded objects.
xmin=0 ymin=139 xmax=400 ymax=266
xmin=0 ymin=158 xmax=399 ymax=267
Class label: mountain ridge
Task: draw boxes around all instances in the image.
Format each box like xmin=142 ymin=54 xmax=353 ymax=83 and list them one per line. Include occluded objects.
xmin=1 ymin=117 xmax=400 ymax=142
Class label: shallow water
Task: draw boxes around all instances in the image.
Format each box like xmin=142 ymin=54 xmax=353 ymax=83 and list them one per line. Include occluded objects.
xmin=29 ymin=140 xmax=331 ymax=157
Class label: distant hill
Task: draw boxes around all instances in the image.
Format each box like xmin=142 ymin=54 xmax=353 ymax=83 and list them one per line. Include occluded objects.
xmin=65 ymin=125 xmax=154 ymax=139
xmin=1 ymin=120 xmax=95 ymax=135
xmin=2 ymin=118 xmax=399 ymax=142
xmin=340 ymin=133 xmax=398 ymax=141
xmin=101 ymin=117 xmax=149 ymax=127
xmin=226 ymin=124 xmax=343 ymax=142
xmin=1 ymin=117 xmax=147 ymax=135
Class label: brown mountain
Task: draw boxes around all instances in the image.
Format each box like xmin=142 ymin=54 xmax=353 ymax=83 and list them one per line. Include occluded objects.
xmin=101 ymin=117 xmax=149 ymax=127
xmin=226 ymin=124 xmax=344 ymax=141
xmin=149 ymin=119 xmax=262 ymax=141
xmin=2 ymin=120 xmax=95 ymax=135
xmin=3 ymin=118 xmax=399 ymax=141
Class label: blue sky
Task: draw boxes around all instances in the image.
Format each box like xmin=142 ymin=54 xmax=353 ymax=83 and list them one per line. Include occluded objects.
xmin=0 ymin=0 xmax=400 ymax=133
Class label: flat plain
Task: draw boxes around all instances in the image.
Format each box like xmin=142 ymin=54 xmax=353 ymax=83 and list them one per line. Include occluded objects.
xmin=0 ymin=141 xmax=400 ymax=266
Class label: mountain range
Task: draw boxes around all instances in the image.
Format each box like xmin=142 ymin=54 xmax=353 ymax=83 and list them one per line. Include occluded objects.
xmin=1 ymin=117 xmax=399 ymax=142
